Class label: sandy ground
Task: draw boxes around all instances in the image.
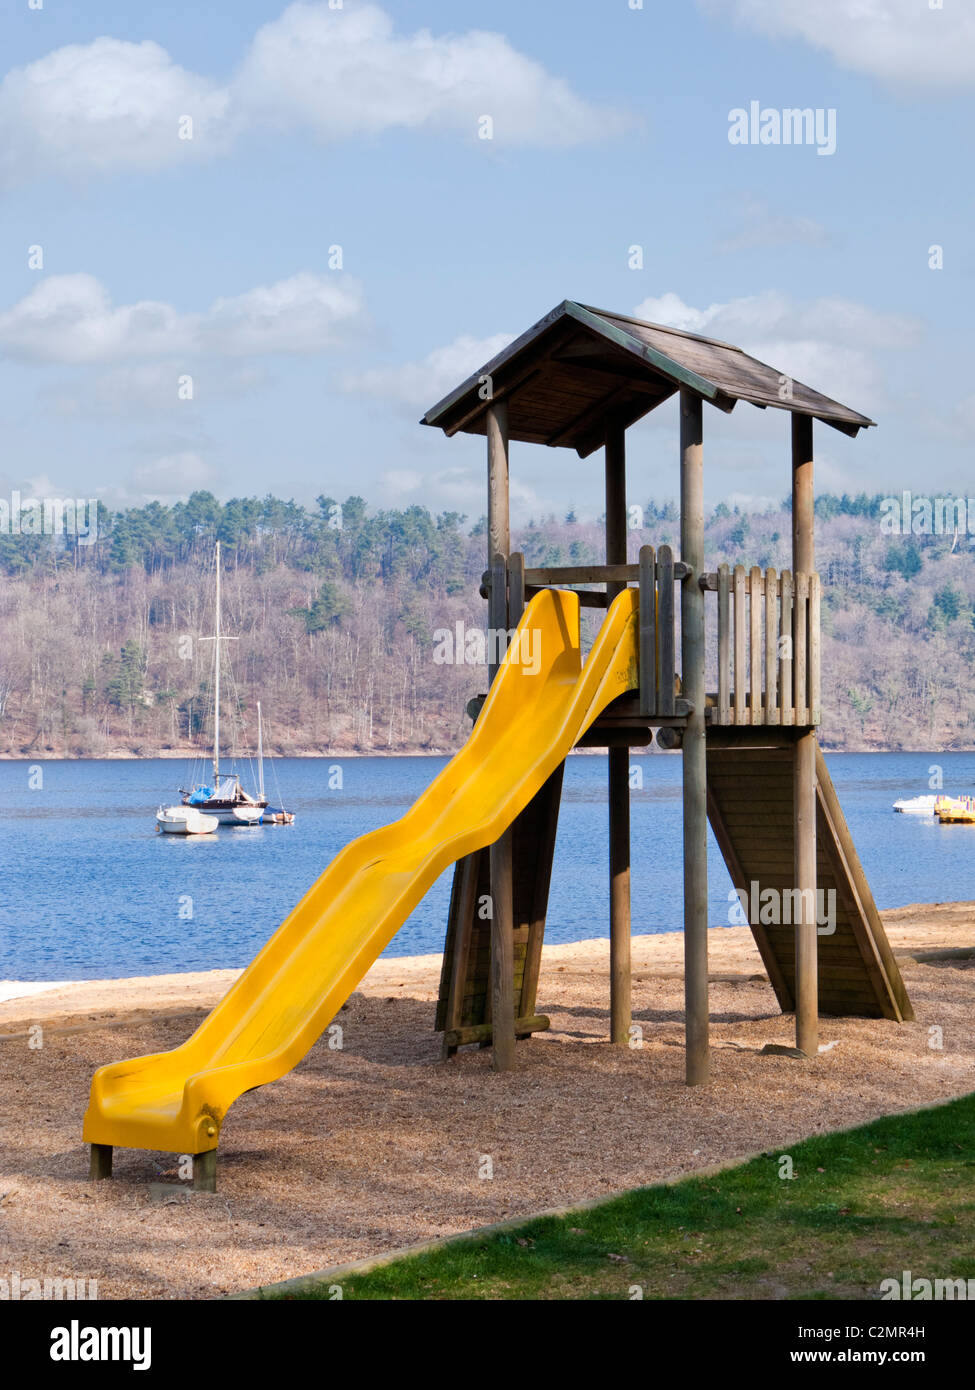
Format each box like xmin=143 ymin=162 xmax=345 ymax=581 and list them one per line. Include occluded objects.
xmin=0 ymin=902 xmax=973 ymax=1301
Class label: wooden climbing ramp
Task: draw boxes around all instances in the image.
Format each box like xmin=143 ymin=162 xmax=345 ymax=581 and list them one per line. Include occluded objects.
xmin=706 ymin=731 xmax=913 ymax=1022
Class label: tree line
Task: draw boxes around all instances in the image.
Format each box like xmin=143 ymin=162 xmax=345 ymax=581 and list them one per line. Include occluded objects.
xmin=0 ymin=490 xmax=972 ymax=756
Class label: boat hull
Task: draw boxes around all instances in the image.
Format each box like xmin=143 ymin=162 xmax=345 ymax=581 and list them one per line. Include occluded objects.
xmin=182 ymin=798 xmax=268 ymax=824
xmin=156 ymin=807 xmax=218 ymax=835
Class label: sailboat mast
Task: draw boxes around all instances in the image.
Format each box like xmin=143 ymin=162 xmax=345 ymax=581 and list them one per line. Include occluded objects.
xmin=213 ymin=541 xmax=221 ymax=783
xmin=257 ymin=701 xmax=265 ymax=800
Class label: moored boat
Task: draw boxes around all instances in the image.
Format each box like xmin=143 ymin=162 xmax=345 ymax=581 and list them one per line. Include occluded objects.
xmin=155 ymin=805 xmax=218 ymax=835
xmin=163 ymin=545 xmax=294 ymax=831
xmin=892 ymin=795 xmax=937 ymax=815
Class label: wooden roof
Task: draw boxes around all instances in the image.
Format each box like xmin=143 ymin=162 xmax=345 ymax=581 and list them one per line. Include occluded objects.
xmin=421 ymin=300 xmax=875 ymax=457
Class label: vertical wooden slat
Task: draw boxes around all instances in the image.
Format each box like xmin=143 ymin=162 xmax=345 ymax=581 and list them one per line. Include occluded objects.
xmin=638 ymin=545 xmax=657 ymax=717
xmin=732 ymin=563 xmax=746 ymax=725
xmin=657 ymin=545 xmax=675 ymax=716
xmin=508 ymin=551 xmax=525 ymax=628
xmin=808 ymin=572 xmax=821 ymax=725
xmin=749 ymin=565 xmax=762 ymax=725
xmin=488 ymin=553 xmax=508 ymax=687
xmin=717 ymin=563 xmax=730 ymax=725
xmin=794 ymin=572 xmax=809 ymax=726
xmin=779 ymin=570 xmax=793 ymax=726
xmin=765 ymin=568 xmax=778 ymax=724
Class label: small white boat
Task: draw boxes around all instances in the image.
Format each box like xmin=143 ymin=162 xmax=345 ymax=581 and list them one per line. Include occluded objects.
xmin=172 ymin=548 xmax=293 ymax=828
xmin=892 ymin=795 xmax=937 ymax=815
xmin=156 ymin=805 xmax=219 ymax=835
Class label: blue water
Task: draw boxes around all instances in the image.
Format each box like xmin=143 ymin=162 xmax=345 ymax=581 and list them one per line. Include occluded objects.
xmin=1 ymin=753 xmax=973 ymax=980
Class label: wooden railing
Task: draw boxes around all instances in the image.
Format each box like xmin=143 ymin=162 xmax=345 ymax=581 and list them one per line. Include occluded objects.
xmin=706 ymin=564 xmax=820 ymax=726
xmin=480 ymin=553 xmax=820 ymax=728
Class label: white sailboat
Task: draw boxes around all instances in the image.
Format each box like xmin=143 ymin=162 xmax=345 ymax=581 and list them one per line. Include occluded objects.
xmin=166 ymin=541 xmax=291 ymax=828
xmin=256 ymin=701 xmax=295 ymax=825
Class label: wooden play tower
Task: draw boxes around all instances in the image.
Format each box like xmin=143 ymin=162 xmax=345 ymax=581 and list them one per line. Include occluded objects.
xmin=422 ymin=301 xmax=912 ymax=1082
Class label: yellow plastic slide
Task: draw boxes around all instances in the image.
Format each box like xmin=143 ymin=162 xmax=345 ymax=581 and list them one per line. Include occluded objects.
xmin=84 ymin=587 xmax=639 ymax=1158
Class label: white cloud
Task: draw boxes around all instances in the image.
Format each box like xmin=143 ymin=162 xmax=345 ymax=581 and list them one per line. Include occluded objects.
xmin=0 ymin=3 xmax=628 ymax=185
xmin=0 ymin=275 xmax=192 ymax=364
xmin=702 ymin=0 xmax=975 ymax=85
xmin=199 ymin=273 xmax=365 ymax=357
xmin=0 ymin=39 xmax=232 ymax=184
xmin=633 ymin=289 xmax=922 ymax=409
xmin=237 ymin=3 xmax=629 ymax=146
xmin=0 ymin=272 xmax=365 ymax=365
xmin=342 ymin=332 xmax=514 ymax=408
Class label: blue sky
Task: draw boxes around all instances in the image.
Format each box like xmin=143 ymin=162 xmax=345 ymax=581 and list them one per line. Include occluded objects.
xmin=1 ymin=0 xmax=972 ymax=522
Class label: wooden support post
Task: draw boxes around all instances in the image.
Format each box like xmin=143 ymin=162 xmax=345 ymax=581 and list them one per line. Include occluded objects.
xmin=439 ymin=851 xmax=481 ymax=1057
xmin=486 ymin=402 xmax=510 ymax=686
xmin=487 ymin=401 xmax=510 ymax=569
xmin=680 ymin=389 xmax=709 ymax=1086
xmin=89 ymin=1143 xmax=112 ymax=1180
xmin=792 ymin=413 xmax=818 ymax=1058
xmin=486 ymin=404 xmax=516 ymax=1068
xmin=193 ymin=1149 xmax=217 ymax=1193
xmin=490 ymin=826 xmax=516 ymax=1070
xmin=605 ymin=419 xmax=631 ymax=1045
xmin=608 ymin=745 xmax=631 ymax=1045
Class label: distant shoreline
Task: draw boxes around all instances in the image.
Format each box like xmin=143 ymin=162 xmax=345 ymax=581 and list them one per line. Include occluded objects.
xmin=0 ymin=746 xmax=953 ymax=760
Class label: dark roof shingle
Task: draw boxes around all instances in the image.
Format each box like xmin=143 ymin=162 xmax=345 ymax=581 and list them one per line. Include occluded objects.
xmin=421 ymin=300 xmax=874 ymax=456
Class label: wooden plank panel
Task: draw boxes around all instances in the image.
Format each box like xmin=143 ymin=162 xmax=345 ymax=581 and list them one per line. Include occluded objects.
xmin=749 ymin=566 xmax=762 ymax=725
xmin=809 ymin=573 xmax=821 ymax=725
xmin=765 ymin=568 xmax=778 ymax=724
xmin=657 ymin=545 xmax=675 ymax=716
xmin=794 ymin=572 xmax=809 ymax=725
xmin=779 ymin=571 xmax=793 ymax=726
xmin=717 ymin=563 xmax=730 ymax=725
xmin=733 ymin=564 xmax=746 ymax=725
xmin=508 ymin=551 xmax=525 ymax=626
xmin=639 ymin=545 xmax=656 ymax=717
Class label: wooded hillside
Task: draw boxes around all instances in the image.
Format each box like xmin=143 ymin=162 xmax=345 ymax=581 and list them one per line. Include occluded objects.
xmin=1 ymin=490 xmax=972 ymax=756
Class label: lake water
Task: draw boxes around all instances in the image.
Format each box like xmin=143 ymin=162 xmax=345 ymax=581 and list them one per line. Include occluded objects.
xmin=1 ymin=752 xmax=973 ymax=981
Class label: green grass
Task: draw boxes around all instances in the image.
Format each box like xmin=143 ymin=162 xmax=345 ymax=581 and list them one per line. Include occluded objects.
xmin=267 ymin=1094 xmax=975 ymax=1301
